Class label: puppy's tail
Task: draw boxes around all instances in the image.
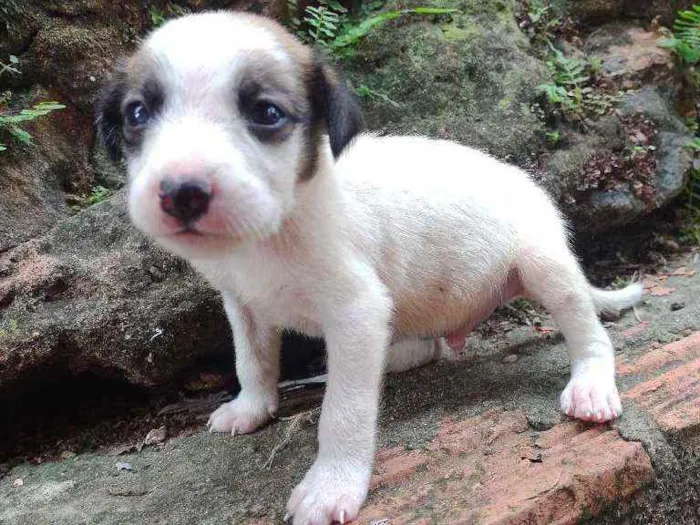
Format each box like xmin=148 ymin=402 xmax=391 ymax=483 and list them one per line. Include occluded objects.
xmin=591 ymin=282 xmax=643 ymax=315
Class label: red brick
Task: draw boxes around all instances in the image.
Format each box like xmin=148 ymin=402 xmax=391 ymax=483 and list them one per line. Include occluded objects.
xmin=361 ymin=410 xmax=653 ymax=525
xmin=370 ymin=446 xmax=429 ymax=490
xmin=619 ymin=320 xmax=648 ymax=340
xmin=619 ymin=332 xmax=700 ymax=435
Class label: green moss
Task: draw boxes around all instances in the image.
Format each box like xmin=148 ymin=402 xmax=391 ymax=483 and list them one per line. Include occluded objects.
xmin=344 ymin=0 xmax=549 ymax=163
xmin=440 ymin=20 xmax=482 ymax=42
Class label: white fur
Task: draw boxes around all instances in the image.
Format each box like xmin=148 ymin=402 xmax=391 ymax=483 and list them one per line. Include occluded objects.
xmin=119 ymin=13 xmax=642 ymax=525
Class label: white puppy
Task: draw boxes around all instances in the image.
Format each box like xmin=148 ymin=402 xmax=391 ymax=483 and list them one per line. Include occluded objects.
xmin=97 ymin=11 xmax=642 ymax=524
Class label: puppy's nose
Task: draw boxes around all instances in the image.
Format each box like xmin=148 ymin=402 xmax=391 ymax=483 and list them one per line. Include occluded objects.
xmin=159 ymin=179 xmax=212 ymax=223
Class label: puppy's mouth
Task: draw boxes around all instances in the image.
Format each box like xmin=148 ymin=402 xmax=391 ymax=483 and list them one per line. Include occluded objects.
xmin=172 ymin=224 xmax=206 ymax=237
xmin=162 ymin=224 xmax=240 ymax=243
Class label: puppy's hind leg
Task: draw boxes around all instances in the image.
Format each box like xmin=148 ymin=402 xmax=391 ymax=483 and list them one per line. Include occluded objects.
xmin=385 ymin=338 xmax=441 ymax=373
xmin=516 ymin=240 xmax=622 ymax=423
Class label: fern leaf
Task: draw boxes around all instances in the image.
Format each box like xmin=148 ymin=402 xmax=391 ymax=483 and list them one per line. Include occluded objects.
xmin=7 ymin=125 xmax=32 ymax=144
xmin=331 ymin=7 xmax=457 ymax=50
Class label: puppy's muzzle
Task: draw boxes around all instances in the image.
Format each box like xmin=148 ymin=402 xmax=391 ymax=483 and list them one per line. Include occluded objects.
xmin=159 ymin=179 xmax=212 ymax=224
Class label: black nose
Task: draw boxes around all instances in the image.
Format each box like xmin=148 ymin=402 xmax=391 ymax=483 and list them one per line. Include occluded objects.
xmin=159 ymin=180 xmax=212 ymax=223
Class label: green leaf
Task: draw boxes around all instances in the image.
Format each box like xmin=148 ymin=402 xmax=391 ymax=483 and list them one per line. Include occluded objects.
xmin=657 ymin=37 xmax=679 ymax=48
xmin=331 ymin=7 xmax=457 ymax=51
xmin=7 ymin=125 xmax=32 ymax=144
xmin=409 ymin=7 xmax=459 ymax=15
xmin=35 ymin=102 xmax=66 ymax=111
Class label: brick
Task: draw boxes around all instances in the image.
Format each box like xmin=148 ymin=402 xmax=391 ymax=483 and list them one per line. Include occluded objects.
xmin=361 ymin=410 xmax=653 ymax=525
xmin=371 ymin=446 xmax=429 ymax=490
xmin=619 ymin=332 xmax=700 ymax=436
xmin=619 ymin=320 xmax=648 ymax=340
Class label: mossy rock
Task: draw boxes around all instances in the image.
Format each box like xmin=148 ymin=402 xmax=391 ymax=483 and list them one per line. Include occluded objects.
xmin=561 ymin=0 xmax=696 ymax=26
xmin=344 ymin=0 xmax=549 ymax=165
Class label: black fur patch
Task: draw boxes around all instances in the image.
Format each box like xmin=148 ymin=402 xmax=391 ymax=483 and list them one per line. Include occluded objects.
xmin=308 ymin=55 xmax=364 ymax=160
xmin=95 ymin=65 xmax=127 ymax=161
xmin=95 ymin=65 xmax=165 ymax=161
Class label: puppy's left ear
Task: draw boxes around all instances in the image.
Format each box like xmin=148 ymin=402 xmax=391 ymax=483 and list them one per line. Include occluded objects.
xmin=309 ymin=57 xmax=363 ymax=158
xmin=95 ymin=64 xmax=127 ymax=161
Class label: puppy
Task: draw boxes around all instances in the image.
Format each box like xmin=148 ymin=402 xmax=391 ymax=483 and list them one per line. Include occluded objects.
xmin=97 ymin=11 xmax=642 ymax=524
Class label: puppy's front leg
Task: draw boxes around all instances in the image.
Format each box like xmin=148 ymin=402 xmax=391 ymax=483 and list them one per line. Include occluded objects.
xmin=287 ymin=289 xmax=391 ymax=525
xmin=208 ymin=293 xmax=280 ymax=435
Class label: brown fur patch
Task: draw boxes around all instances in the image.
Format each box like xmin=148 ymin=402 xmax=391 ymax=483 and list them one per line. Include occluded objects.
xmin=232 ymin=13 xmax=325 ymax=181
xmin=100 ymin=12 xmax=340 ymax=180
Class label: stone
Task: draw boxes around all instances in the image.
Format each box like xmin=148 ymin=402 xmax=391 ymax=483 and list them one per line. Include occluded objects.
xmin=670 ymin=301 xmax=685 ymax=311
xmin=0 ymin=0 xmax=695 ymax=395
xmin=0 ymin=192 xmax=230 ymax=391
xmin=26 ymin=22 xmax=129 ymax=112
xmin=344 ymin=0 xmax=549 ymax=166
xmin=0 ymin=87 xmax=98 ymax=252
xmin=564 ymin=0 xmax=696 ymax=26
xmin=585 ymin=24 xmax=674 ymax=88
xmin=542 ymin=89 xmax=692 ymax=232
xmin=0 ymin=0 xmax=288 ymax=391
xmin=565 ymin=0 xmax=624 ymax=23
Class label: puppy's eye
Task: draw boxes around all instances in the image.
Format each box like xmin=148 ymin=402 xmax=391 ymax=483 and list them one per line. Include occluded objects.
xmin=125 ymin=102 xmax=150 ymax=128
xmin=249 ymin=102 xmax=286 ymax=127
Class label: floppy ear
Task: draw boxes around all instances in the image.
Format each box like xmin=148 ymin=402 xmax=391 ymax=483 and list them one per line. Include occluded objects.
xmin=309 ymin=57 xmax=363 ymax=159
xmin=95 ymin=65 xmax=127 ymax=161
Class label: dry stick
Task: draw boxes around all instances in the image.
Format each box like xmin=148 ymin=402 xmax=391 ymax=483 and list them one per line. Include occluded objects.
xmin=633 ymin=305 xmax=643 ymax=324
xmin=157 ymin=391 xmax=232 ymax=416
xmin=263 ymin=407 xmax=321 ymax=470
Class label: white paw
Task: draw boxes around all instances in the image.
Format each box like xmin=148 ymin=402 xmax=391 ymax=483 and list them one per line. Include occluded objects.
xmin=286 ymin=460 xmax=369 ymax=525
xmin=207 ymin=393 xmax=277 ymax=435
xmin=560 ymin=363 xmax=622 ymax=423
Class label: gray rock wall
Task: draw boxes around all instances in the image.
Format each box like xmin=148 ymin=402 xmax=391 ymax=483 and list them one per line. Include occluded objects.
xmin=0 ymin=0 xmax=694 ymax=392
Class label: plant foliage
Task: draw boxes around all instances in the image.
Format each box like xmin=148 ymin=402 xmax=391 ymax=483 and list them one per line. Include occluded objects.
xmin=659 ymin=4 xmax=700 ymax=65
xmin=287 ymin=0 xmax=457 ymax=57
xmin=536 ymin=40 xmax=616 ymax=120
xmin=0 ymin=54 xmax=20 ymax=78
xmin=149 ymin=3 xmax=190 ymax=27
xmin=70 ymin=185 xmax=112 ymax=211
xmin=545 ymin=44 xmax=588 ymax=87
xmin=0 ymin=101 xmax=65 ymax=152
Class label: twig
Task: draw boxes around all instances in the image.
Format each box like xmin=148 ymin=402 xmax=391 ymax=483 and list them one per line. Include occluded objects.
xmin=157 ymin=391 xmax=232 ymax=416
xmin=263 ymin=407 xmax=321 ymax=470
xmin=278 ymin=374 xmax=328 ymax=392
xmin=633 ymin=305 xmax=643 ymax=324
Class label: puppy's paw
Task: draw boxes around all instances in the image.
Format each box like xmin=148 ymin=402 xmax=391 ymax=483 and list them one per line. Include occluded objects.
xmin=207 ymin=394 xmax=276 ymax=435
xmin=286 ymin=460 xmax=369 ymax=525
xmin=560 ymin=364 xmax=622 ymax=423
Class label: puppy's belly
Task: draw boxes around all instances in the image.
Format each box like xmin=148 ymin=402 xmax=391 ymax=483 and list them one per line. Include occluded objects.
xmin=262 ymin=304 xmax=324 ymax=338
xmin=392 ymin=270 xmax=522 ymax=340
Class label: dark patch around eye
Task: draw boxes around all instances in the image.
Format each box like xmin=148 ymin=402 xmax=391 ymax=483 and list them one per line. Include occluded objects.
xmin=142 ymin=79 xmax=164 ymax=112
xmin=122 ymin=78 xmax=165 ymax=153
xmin=95 ymin=69 xmax=128 ymax=161
xmin=238 ymin=80 xmax=305 ymax=144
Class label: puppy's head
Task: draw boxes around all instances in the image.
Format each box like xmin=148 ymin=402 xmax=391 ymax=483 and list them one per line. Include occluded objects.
xmin=96 ymin=12 xmax=362 ymax=259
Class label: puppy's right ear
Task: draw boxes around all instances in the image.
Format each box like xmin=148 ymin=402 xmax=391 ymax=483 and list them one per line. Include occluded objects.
xmin=95 ymin=64 xmax=127 ymax=161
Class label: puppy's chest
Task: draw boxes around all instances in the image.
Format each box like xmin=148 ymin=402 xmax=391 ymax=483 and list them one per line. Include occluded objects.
xmin=209 ymin=259 xmax=322 ymax=335
xmin=244 ymin=280 xmax=317 ymax=327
